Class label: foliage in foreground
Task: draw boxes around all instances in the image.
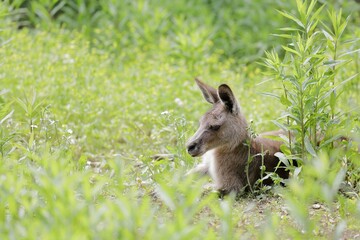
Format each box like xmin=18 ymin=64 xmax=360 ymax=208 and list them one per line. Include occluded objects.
xmin=0 ymin=0 xmax=360 ymax=239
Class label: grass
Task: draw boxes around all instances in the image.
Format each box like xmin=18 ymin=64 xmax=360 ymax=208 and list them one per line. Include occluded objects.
xmin=1 ymin=0 xmax=360 ymax=239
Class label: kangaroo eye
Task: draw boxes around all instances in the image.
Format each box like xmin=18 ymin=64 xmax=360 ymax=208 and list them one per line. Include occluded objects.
xmin=209 ymin=125 xmax=221 ymax=131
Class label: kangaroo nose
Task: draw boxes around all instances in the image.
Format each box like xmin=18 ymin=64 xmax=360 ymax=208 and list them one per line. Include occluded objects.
xmin=187 ymin=143 xmax=197 ymax=153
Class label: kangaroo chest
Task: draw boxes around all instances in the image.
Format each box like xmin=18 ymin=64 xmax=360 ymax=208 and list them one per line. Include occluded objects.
xmin=202 ymin=149 xmax=218 ymax=182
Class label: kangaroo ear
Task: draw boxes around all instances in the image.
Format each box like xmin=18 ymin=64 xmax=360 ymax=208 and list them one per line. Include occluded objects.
xmin=218 ymin=84 xmax=240 ymax=114
xmin=195 ymin=78 xmax=219 ymax=104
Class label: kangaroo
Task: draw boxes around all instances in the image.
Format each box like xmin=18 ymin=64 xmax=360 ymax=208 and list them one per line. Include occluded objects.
xmin=186 ymin=78 xmax=289 ymax=194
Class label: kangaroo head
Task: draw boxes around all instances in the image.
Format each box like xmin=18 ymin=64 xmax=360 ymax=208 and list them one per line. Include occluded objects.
xmin=186 ymin=78 xmax=248 ymax=157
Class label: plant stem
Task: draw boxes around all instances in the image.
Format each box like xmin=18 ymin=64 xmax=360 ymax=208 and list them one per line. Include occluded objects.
xmin=300 ymin=88 xmax=305 ymax=161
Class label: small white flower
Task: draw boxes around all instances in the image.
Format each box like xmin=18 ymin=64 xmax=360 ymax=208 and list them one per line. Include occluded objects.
xmin=175 ymin=98 xmax=184 ymax=106
xmin=68 ymin=137 xmax=76 ymax=145
xmin=63 ymin=54 xmax=75 ymax=64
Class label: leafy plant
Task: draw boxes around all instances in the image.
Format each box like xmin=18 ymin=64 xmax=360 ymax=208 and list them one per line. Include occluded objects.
xmin=0 ymin=94 xmax=15 ymax=158
xmin=263 ymin=0 xmax=358 ymax=161
xmin=262 ymin=0 xmax=360 ymax=237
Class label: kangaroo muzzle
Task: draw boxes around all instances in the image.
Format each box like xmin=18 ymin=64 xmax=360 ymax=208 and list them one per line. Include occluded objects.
xmin=187 ymin=142 xmax=198 ymax=156
xmin=186 ymin=137 xmax=205 ymax=157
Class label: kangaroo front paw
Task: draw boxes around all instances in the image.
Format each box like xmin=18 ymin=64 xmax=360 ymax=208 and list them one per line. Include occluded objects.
xmin=186 ymin=163 xmax=209 ymax=176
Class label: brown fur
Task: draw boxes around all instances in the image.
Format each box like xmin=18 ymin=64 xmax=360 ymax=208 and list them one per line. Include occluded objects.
xmin=186 ymin=79 xmax=289 ymax=194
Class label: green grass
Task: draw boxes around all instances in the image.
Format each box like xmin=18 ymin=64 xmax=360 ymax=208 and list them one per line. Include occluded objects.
xmin=1 ymin=0 xmax=360 ymax=239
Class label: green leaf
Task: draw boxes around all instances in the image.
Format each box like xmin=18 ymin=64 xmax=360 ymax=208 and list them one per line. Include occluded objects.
xmin=274 ymin=152 xmax=290 ymax=167
xmin=319 ymin=134 xmax=343 ymax=148
xmin=279 ymin=27 xmax=301 ymax=32
xmin=271 ymin=120 xmax=288 ymax=131
xmin=323 ymin=60 xmax=346 ymax=67
xmin=280 ymin=94 xmax=292 ymax=106
xmin=280 ymin=143 xmax=292 ymax=156
xmin=282 ymin=45 xmax=302 ymax=57
xmin=271 ymin=33 xmax=294 ymax=39
xmin=319 ymin=73 xmax=358 ymax=101
xmin=278 ymin=10 xmax=305 ymax=29
xmin=260 ymin=92 xmax=280 ymax=99
xmin=332 ymin=168 xmax=346 ymax=194
xmin=0 ymin=109 xmax=14 ymax=125
xmin=306 ymin=0 xmax=317 ymax=20
xmin=309 ymin=3 xmax=325 ymax=26
xmin=287 ymin=114 xmax=301 ymax=124
xmin=338 ymin=48 xmax=360 ymax=58
xmin=322 ymin=29 xmax=334 ymax=42
xmin=329 ymin=90 xmax=336 ymax=113
xmin=294 ymin=166 xmax=302 ymax=177
xmin=304 ymin=136 xmax=317 ymax=157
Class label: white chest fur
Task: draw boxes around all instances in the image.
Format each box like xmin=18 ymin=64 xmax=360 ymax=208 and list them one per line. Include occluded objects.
xmin=202 ymin=149 xmax=218 ymax=183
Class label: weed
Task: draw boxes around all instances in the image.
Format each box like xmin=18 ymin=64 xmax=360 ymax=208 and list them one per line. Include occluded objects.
xmin=262 ymin=0 xmax=360 ymax=237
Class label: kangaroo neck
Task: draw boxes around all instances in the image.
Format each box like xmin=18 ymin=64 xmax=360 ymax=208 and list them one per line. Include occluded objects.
xmin=215 ymin=133 xmax=251 ymax=157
